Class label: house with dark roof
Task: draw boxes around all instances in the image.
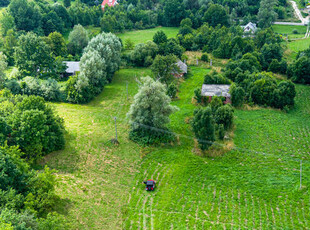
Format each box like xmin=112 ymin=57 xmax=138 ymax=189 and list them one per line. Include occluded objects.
xmin=172 ymin=60 xmax=188 ymax=78
xmin=101 ymin=0 xmax=118 ymax=11
xmin=201 ymin=84 xmax=231 ymax=104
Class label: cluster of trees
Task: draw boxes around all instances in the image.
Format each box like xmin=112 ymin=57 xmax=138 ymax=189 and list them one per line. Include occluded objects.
xmin=287 ymin=47 xmax=310 ymax=84
xmin=127 ymin=30 xmax=184 ymax=69
xmin=0 ymin=93 xmax=65 ymax=161
xmin=192 ymin=98 xmax=234 ymax=150
xmin=0 ymin=146 xmax=67 ymax=229
xmin=66 ymin=32 xmax=121 ymax=103
xmin=5 ymin=0 xmax=102 ymax=36
xmin=0 ymin=92 xmax=67 ymax=228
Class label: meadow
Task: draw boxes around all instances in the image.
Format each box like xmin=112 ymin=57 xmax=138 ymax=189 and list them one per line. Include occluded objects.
xmin=117 ymin=27 xmax=179 ymax=46
xmin=44 ymin=63 xmax=310 ymax=229
xmin=272 ymin=24 xmax=307 ymax=39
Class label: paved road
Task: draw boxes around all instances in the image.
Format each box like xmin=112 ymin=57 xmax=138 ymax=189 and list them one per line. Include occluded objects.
xmin=274 ymin=1 xmax=309 ymax=26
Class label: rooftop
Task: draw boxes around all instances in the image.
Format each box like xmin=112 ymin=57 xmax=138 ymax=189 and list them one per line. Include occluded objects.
xmin=63 ymin=61 xmax=80 ymax=74
xmin=176 ymin=60 xmax=187 ymax=74
xmin=201 ymin=84 xmax=231 ymax=97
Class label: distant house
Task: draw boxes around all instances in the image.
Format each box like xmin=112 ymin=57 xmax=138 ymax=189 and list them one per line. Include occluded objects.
xmin=241 ymin=22 xmax=257 ymax=34
xmin=201 ymin=84 xmax=231 ymax=104
xmin=62 ymin=61 xmax=80 ymax=77
xmin=172 ymin=60 xmax=188 ymax=78
xmin=101 ymin=0 xmax=118 ymax=11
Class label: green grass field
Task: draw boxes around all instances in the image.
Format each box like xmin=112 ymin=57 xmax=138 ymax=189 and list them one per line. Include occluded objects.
xmin=117 ymin=27 xmax=179 ymax=46
xmin=272 ymin=25 xmax=307 ymax=39
xmin=45 ymin=65 xmax=310 ymax=229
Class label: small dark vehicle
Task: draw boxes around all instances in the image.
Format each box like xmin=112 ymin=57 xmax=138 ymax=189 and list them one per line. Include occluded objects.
xmin=143 ymin=180 xmax=156 ymax=191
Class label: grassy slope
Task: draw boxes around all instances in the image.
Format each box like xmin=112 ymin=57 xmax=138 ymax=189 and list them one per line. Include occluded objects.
xmin=46 ymin=65 xmax=310 ymax=229
xmin=123 ymin=68 xmax=310 ymax=229
xmin=117 ymin=27 xmax=179 ymax=45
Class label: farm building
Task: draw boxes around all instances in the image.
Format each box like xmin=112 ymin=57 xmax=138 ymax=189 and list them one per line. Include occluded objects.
xmin=201 ymin=84 xmax=231 ymax=104
xmin=62 ymin=61 xmax=80 ymax=77
xmin=172 ymin=60 xmax=188 ymax=78
xmin=241 ymin=22 xmax=257 ymax=34
xmin=101 ymin=0 xmax=118 ymax=10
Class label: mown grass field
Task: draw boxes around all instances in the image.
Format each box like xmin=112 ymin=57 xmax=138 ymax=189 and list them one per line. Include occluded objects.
xmin=272 ymin=25 xmax=307 ymax=39
xmin=45 ymin=64 xmax=310 ymax=229
xmin=117 ymin=27 xmax=179 ymax=46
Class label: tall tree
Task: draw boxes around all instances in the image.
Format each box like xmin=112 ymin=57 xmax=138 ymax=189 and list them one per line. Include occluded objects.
xmin=83 ymin=32 xmax=122 ymax=82
xmin=192 ymin=107 xmax=215 ymax=150
xmin=151 ymin=54 xmax=178 ymax=85
xmin=203 ymin=4 xmax=229 ymax=27
xmin=0 ymin=10 xmax=15 ymax=36
xmin=15 ymin=32 xmax=54 ymax=76
xmin=0 ymin=53 xmax=8 ymax=89
xmin=47 ymin=32 xmax=67 ymax=57
xmin=163 ymin=0 xmax=186 ymax=27
xmin=9 ymin=0 xmax=42 ymax=32
xmin=257 ymin=0 xmax=278 ymax=28
xmin=67 ymin=24 xmax=89 ymax=56
xmin=127 ymin=76 xmax=178 ymax=144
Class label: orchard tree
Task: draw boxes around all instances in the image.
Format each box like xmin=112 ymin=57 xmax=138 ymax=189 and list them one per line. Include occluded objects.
xmin=67 ymin=24 xmax=89 ymax=56
xmin=258 ymin=0 xmax=278 ymax=28
xmin=215 ymin=104 xmax=234 ymax=130
xmin=47 ymin=32 xmax=67 ymax=57
xmin=84 ymin=32 xmax=122 ymax=82
xmin=15 ymin=32 xmax=54 ymax=76
xmin=127 ymin=77 xmax=178 ymax=144
xmin=192 ymin=107 xmax=215 ymax=150
xmin=151 ymin=54 xmax=178 ymax=85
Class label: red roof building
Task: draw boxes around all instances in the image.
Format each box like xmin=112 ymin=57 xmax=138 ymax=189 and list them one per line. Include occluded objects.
xmin=101 ymin=0 xmax=118 ymax=10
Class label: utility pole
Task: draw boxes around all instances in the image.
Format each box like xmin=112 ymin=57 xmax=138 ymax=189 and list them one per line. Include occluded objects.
xmin=114 ymin=116 xmax=118 ymax=142
xmin=300 ymin=160 xmax=302 ymax=189
xmin=126 ymin=82 xmax=129 ymax=101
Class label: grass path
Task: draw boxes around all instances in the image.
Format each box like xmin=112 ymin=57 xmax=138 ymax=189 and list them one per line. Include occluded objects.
xmin=45 ymin=66 xmax=310 ymax=229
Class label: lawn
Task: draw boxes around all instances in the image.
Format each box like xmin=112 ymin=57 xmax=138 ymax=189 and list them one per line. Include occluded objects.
xmin=45 ymin=65 xmax=310 ymax=229
xmin=117 ymin=27 xmax=179 ymax=46
xmin=287 ymin=37 xmax=310 ymax=60
xmin=272 ymin=25 xmax=307 ymax=38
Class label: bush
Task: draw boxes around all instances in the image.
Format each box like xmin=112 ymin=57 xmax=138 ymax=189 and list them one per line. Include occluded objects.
xmin=214 ymin=104 xmax=234 ymax=130
xmin=167 ymin=83 xmax=177 ymax=98
xmin=194 ymin=88 xmax=203 ymax=104
xmin=130 ymin=41 xmax=158 ymax=67
xmin=292 ymin=29 xmax=298 ymax=34
xmin=201 ymin=53 xmax=209 ymax=62
xmin=272 ymin=80 xmax=296 ymax=109
xmin=250 ymin=75 xmax=277 ymax=106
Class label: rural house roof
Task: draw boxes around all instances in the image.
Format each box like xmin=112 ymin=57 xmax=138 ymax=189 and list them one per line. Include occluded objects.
xmin=63 ymin=61 xmax=80 ymax=74
xmin=241 ymin=22 xmax=257 ymax=33
xmin=176 ymin=60 xmax=187 ymax=74
xmin=201 ymin=84 xmax=231 ymax=97
xmin=101 ymin=0 xmax=118 ymax=10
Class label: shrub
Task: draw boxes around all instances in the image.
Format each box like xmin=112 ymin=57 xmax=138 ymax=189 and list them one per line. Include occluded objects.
xmin=292 ymin=29 xmax=298 ymax=34
xmin=214 ymin=104 xmax=234 ymax=130
xmin=194 ymin=88 xmax=203 ymax=104
xmin=272 ymin=80 xmax=296 ymax=109
xmin=167 ymin=83 xmax=177 ymax=98
xmin=201 ymin=53 xmax=209 ymax=62
xmin=250 ymin=75 xmax=277 ymax=106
